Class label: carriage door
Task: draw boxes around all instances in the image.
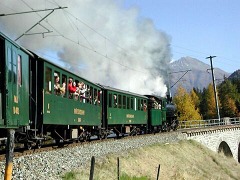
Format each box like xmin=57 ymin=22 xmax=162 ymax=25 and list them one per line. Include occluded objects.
xmin=5 ymin=42 xmax=16 ymax=126
xmin=0 ymin=37 xmax=4 ymax=125
xmin=5 ymin=41 xmax=24 ymax=127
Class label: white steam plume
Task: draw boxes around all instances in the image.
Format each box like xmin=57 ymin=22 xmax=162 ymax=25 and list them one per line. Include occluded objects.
xmin=0 ymin=0 xmax=171 ymax=96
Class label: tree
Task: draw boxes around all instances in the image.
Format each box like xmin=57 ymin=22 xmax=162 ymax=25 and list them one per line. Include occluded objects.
xmin=190 ymin=89 xmax=200 ymax=109
xmin=173 ymin=86 xmax=202 ymax=122
xmin=200 ymin=84 xmax=217 ymax=119
xmin=218 ymin=79 xmax=240 ymax=117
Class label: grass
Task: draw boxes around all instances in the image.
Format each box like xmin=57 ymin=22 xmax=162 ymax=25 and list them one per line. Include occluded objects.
xmin=62 ymin=171 xmax=77 ymax=180
xmin=120 ymin=173 xmax=150 ymax=180
xmin=61 ymin=140 xmax=240 ymax=180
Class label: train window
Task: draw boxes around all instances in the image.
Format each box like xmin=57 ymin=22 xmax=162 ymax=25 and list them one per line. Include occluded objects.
xmin=73 ymin=80 xmax=79 ymax=101
xmin=109 ymin=93 xmax=112 ymax=107
xmin=114 ymin=94 xmax=117 ymax=108
xmin=143 ymin=100 xmax=147 ymax=111
xmin=17 ymin=55 xmax=22 ymax=86
xmin=137 ymin=99 xmax=141 ymax=110
xmin=141 ymin=99 xmax=144 ymax=111
xmin=12 ymin=51 xmax=17 ymax=84
xmin=54 ymin=71 xmax=60 ymax=95
xmin=94 ymin=89 xmax=97 ymax=105
xmin=130 ymin=97 xmax=134 ymax=110
xmin=123 ymin=96 xmax=126 ymax=109
xmin=97 ymin=89 xmax=101 ymax=105
xmin=7 ymin=47 xmax=12 ymax=82
xmin=89 ymin=86 xmax=93 ymax=104
xmin=127 ymin=97 xmax=130 ymax=109
xmin=68 ymin=77 xmax=74 ymax=99
xmin=61 ymin=74 xmax=67 ymax=98
xmin=84 ymin=85 xmax=93 ymax=104
xmin=45 ymin=67 xmax=52 ymax=94
xmin=118 ymin=95 xmax=122 ymax=108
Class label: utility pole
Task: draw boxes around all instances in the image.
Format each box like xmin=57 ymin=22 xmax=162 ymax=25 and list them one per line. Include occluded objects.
xmin=4 ymin=129 xmax=15 ymax=180
xmin=206 ymin=56 xmax=220 ymax=122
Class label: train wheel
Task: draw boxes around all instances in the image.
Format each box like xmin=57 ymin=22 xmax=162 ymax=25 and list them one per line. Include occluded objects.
xmin=99 ymin=134 xmax=106 ymax=140
xmin=24 ymin=142 xmax=32 ymax=150
xmin=36 ymin=140 xmax=42 ymax=149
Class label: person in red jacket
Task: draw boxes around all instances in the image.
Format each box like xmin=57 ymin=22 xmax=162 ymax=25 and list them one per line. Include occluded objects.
xmin=68 ymin=78 xmax=76 ymax=98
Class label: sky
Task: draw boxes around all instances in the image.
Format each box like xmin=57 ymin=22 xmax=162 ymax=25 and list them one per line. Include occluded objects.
xmin=124 ymin=0 xmax=240 ymax=73
xmin=0 ymin=0 xmax=239 ymax=96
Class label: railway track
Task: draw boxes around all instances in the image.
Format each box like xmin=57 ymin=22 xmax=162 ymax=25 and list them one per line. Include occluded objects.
xmin=0 ymin=136 xmax=118 ymax=162
xmin=0 ymin=131 xmax=173 ymax=162
xmin=1 ymin=124 xmax=238 ymax=162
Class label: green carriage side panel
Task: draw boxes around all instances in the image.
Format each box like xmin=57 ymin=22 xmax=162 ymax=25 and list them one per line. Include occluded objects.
xmin=150 ymin=109 xmax=163 ymax=126
xmin=147 ymin=95 xmax=167 ymax=127
xmin=42 ymin=61 xmax=101 ymax=126
xmin=2 ymin=39 xmax=29 ymax=128
xmin=108 ymin=108 xmax=147 ymax=125
xmin=43 ymin=94 xmax=101 ymax=125
xmin=105 ymin=87 xmax=148 ymax=125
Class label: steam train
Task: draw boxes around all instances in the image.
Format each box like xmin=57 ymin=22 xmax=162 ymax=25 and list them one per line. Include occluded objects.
xmin=0 ymin=31 xmax=178 ymax=149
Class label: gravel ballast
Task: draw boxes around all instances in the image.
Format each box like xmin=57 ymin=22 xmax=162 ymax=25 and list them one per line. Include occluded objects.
xmin=0 ymin=132 xmax=185 ymax=179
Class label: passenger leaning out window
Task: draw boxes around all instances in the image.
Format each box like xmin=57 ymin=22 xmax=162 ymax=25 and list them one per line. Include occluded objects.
xmin=68 ymin=78 xmax=76 ymax=98
xmin=54 ymin=76 xmax=61 ymax=95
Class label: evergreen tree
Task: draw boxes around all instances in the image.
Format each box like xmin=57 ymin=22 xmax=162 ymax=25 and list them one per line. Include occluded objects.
xmin=218 ymin=79 xmax=240 ymax=117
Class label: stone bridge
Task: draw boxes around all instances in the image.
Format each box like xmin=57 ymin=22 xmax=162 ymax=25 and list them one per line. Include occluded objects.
xmin=181 ymin=125 xmax=240 ymax=162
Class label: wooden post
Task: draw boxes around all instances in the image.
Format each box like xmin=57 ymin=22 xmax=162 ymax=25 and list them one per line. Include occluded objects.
xmin=4 ymin=129 xmax=15 ymax=180
xmin=117 ymin=157 xmax=120 ymax=180
xmin=156 ymin=164 xmax=160 ymax=180
xmin=89 ymin=156 xmax=95 ymax=180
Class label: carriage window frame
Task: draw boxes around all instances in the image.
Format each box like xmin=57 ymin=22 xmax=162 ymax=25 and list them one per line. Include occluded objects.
xmin=137 ymin=99 xmax=140 ymax=110
xmin=97 ymin=89 xmax=101 ymax=106
xmin=141 ymin=99 xmax=144 ymax=111
xmin=45 ymin=66 xmax=52 ymax=94
xmin=127 ymin=97 xmax=130 ymax=109
xmin=123 ymin=95 xmax=126 ymax=109
xmin=113 ymin=94 xmax=118 ymax=108
xmin=93 ymin=88 xmax=98 ymax=105
xmin=130 ymin=97 xmax=134 ymax=110
xmin=17 ymin=55 xmax=22 ymax=86
xmin=7 ymin=47 xmax=12 ymax=82
xmin=61 ymin=74 xmax=67 ymax=98
xmin=12 ymin=51 xmax=17 ymax=84
xmin=54 ymin=71 xmax=60 ymax=96
xmin=118 ymin=95 xmax=122 ymax=108
xmin=108 ymin=93 xmax=112 ymax=108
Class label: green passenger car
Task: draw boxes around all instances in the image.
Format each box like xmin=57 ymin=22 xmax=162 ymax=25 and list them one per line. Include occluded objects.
xmin=101 ymin=85 xmax=148 ymax=135
xmin=0 ymin=32 xmax=31 ymax=129
xmin=146 ymin=95 xmax=167 ymax=132
xmin=34 ymin=58 xmax=102 ymax=141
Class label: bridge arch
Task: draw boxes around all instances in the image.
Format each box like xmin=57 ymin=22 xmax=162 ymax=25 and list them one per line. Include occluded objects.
xmin=218 ymin=141 xmax=233 ymax=157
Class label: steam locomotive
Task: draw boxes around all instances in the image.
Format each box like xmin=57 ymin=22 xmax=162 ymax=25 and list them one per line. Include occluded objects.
xmin=0 ymin=31 xmax=178 ymax=149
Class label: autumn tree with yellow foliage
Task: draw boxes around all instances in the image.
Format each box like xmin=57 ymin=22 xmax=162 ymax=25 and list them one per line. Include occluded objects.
xmin=199 ymin=84 xmax=218 ymax=119
xmin=173 ymin=86 xmax=202 ymax=122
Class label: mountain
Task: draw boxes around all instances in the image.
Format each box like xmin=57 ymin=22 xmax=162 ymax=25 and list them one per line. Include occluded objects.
xmin=169 ymin=57 xmax=230 ymax=95
xmin=228 ymin=70 xmax=240 ymax=79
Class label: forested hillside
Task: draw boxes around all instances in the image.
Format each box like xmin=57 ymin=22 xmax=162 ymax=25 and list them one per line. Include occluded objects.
xmin=173 ymin=71 xmax=240 ymax=120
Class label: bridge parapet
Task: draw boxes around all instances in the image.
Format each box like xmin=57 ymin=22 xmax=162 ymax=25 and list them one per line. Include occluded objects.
xmin=181 ymin=125 xmax=240 ymax=162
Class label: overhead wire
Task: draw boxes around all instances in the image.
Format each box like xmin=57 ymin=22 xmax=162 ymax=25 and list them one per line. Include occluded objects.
xmin=4 ymin=0 xmax=238 ymax=74
xmin=16 ymin=0 xmax=149 ymax=74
